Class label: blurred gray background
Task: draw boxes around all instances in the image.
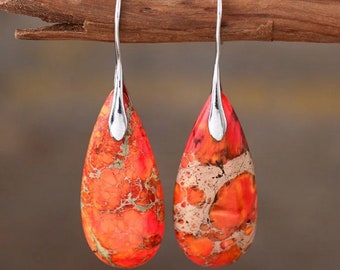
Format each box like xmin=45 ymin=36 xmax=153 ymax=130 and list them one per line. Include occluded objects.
xmin=1 ymin=12 xmax=340 ymax=270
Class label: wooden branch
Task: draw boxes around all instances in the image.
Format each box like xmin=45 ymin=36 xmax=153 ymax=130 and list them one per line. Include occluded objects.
xmin=1 ymin=0 xmax=339 ymax=43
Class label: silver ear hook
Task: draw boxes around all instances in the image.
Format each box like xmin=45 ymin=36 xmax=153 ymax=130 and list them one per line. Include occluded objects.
xmin=208 ymin=0 xmax=227 ymax=141
xmin=108 ymin=0 xmax=128 ymax=141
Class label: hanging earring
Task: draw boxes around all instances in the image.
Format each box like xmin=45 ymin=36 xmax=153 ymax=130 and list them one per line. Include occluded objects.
xmin=80 ymin=0 xmax=164 ymax=268
xmin=173 ymin=0 xmax=257 ymax=267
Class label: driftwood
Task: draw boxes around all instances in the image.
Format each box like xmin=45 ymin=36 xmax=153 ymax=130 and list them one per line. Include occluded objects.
xmin=0 ymin=0 xmax=339 ymax=43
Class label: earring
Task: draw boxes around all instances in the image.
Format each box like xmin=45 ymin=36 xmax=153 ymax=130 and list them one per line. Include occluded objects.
xmin=173 ymin=0 xmax=257 ymax=267
xmin=80 ymin=0 xmax=164 ymax=268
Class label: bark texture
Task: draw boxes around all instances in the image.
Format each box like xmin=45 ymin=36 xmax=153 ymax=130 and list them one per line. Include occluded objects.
xmin=0 ymin=0 xmax=339 ymax=43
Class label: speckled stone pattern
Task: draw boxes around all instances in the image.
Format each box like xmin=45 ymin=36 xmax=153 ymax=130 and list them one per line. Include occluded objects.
xmin=174 ymin=92 xmax=257 ymax=267
xmin=81 ymin=88 xmax=164 ymax=268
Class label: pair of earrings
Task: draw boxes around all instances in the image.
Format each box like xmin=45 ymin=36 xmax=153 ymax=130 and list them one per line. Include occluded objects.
xmin=80 ymin=0 xmax=257 ymax=268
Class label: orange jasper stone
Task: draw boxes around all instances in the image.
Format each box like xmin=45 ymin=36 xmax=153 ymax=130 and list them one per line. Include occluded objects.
xmin=174 ymin=93 xmax=257 ymax=267
xmin=81 ymin=88 xmax=164 ymax=268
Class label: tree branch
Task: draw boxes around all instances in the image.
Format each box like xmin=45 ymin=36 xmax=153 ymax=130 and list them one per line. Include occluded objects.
xmin=0 ymin=0 xmax=339 ymax=43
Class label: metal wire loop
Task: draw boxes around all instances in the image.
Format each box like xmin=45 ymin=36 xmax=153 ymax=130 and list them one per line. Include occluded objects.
xmin=208 ymin=0 xmax=227 ymax=141
xmin=108 ymin=0 xmax=128 ymax=141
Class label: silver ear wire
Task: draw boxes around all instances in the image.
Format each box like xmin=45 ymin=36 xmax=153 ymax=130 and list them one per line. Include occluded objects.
xmin=208 ymin=0 xmax=227 ymax=141
xmin=108 ymin=0 xmax=128 ymax=141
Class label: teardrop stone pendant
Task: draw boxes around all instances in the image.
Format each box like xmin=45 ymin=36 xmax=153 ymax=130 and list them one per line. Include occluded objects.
xmin=81 ymin=87 xmax=164 ymax=268
xmin=174 ymin=92 xmax=257 ymax=267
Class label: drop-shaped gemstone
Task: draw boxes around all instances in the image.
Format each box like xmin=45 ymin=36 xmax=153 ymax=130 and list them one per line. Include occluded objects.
xmin=174 ymin=92 xmax=257 ymax=267
xmin=81 ymin=87 xmax=164 ymax=268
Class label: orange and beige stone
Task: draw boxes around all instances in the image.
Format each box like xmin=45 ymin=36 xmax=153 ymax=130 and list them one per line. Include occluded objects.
xmin=81 ymin=89 xmax=164 ymax=268
xmin=174 ymin=92 xmax=257 ymax=267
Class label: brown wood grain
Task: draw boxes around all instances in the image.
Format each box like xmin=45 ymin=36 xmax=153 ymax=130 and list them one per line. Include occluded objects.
xmin=1 ymin=0 xmax=339 ymax=43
